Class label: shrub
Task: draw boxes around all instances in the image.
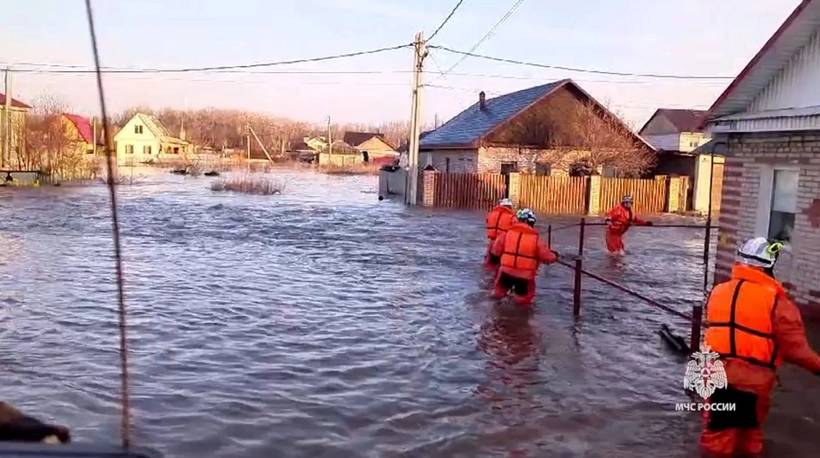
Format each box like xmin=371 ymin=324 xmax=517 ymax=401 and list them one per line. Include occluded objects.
xmin=210 ymin=175 xmax=284 ymax=195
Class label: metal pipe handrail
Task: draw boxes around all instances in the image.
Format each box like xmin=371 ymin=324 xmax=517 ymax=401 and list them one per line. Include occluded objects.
xmin=556 ymin=259 xmax=693 ymax=321
xmin=547 ymin=220 xmax=719 ymax=230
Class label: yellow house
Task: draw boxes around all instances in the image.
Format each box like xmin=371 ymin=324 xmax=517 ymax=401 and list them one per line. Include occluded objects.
xmin=62 ymin=113 xmax=98 ymax=155
xmin=0 ymin=92 xmax=31 ymax=168
xmin=113 ymin=113 xmax=191 ymax=165
xmin=342 ymin=132 xmax=397 ymax=162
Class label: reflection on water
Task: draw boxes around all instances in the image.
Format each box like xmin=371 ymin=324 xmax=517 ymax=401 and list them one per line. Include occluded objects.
xmin=0 ymin=169 xmax=816 ymax=457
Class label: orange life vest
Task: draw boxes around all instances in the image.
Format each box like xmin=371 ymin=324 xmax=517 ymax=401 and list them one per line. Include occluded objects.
xmin=500 ymin=223 xmax=540 ymax=271
xmin=486 ymin=206 xmax=515 ymax=240
xmin=705 ymin=278 xmax=782 ymax=370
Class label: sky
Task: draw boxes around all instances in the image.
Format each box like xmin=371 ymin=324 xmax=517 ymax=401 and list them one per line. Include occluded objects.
xmin=0 ymin=0 xmax=803 ymax=129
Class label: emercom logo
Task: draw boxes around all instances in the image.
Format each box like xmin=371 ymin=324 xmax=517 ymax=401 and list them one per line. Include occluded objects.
xmin=677 ymin=344 xmax=735 ymax=412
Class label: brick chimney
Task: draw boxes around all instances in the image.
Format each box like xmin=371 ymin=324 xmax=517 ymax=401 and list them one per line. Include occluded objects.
xmin=479 ymin=91 xmax=486 ymax=111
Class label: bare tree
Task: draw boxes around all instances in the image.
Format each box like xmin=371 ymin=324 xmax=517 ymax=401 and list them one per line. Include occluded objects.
xmin=488 ymin=94 xmax=655 ymax=176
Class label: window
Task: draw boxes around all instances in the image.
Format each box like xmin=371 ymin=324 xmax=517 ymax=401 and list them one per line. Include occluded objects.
xmin=125 ymin=144 xmax=134 ymax=155
xmin=173 ymin=147 xmax=180 ymax=154
xmin=535 ymin=162 xmax=551 ymax=176
xmin=768 ymin=169 xmax=798 ymax=242
xmin=134 ymin=125 xmax=143 ymax=134
xmin=500 ymin=162 xmax=518 ymax=175
xmin=143 ymin=145 xmax=152 ymax=155
xmin=445 ymin=157 xmax=450 ymax=173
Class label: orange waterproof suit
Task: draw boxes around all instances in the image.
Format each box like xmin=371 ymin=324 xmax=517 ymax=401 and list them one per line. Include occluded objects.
xmin=605 ymin=204 xmax=649 ymax=253
xmin=485 ymin=205 xmax=516 ymax=268
xmin=701 ymin=263 xmax=820 ymax=456
xmin=490 ymin=222 xmax=557 ymax=306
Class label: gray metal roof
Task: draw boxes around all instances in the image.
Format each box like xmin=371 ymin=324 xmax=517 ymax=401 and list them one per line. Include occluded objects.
xmin=707 ymin=0 xmax=820 ymax=120
xmin=420 ymin=80 xmax=568 ymax=149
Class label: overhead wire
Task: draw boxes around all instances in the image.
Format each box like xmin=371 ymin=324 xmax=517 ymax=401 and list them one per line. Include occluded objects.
xmin=427 ymin=0 xmax=466 ymax=42
xmin=83 ymin=0 xmax=131 ymax=449
xmin=431 ymin=45 xmax=736 ymax=80
xmin=439 ymin=0 xmax=527 ymax=76
xmin=7 ymin=43 xmax=413 ymax=74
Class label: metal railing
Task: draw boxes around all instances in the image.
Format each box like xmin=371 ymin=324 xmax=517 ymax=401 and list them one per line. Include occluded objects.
xmin=548 ymin=217 xmax=714 ymax=352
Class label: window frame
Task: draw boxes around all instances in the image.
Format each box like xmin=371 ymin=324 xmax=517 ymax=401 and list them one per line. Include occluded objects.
xmin=755 ymin=164 xmax=800 ymax=243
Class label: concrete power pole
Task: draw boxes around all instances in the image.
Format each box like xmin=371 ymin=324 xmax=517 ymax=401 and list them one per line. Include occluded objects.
xmin=405 ymin=32 xmax=427 ymax=206
xmin=2 ymin=68 xmax=11 ymax=168
xmin=246 ymin=124 xmax=251 ymax=171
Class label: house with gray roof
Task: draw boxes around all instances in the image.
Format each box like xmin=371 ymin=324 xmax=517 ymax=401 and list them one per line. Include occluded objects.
xmin=419 ymin=79 xmax=653 ymax=176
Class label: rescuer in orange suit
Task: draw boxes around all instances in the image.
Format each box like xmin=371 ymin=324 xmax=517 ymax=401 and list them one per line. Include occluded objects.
xmin=490 ymin=208 xmax=558 ymax=306
xmin=605 ymin=194 xmax=652 ymax=255
xmin=701 ymin=237 xmax=820 ymax=456
xmin=484 ymin=198 xmax=516 ymax=269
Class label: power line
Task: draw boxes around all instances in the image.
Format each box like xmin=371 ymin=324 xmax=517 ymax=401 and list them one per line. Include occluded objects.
xmin=7 ymin=44 xmax=412 ymax=74
xmin=441 ymin=0 xmax=527 ymax=76
xmin=10 ymin=67 xmax=415 ymax=75
xmin=428 ymin=0 xmax=466 ymax=42
xmin=431 ymin=45 xmax=735 ymax=80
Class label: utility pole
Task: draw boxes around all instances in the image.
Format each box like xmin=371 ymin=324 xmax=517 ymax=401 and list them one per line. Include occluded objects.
xmin=326 ymin=115 xmax=332 ymax=157
xmin=2 ymin=68 xmax=11 ymax=168
xmin=405 ymin=32 xmax=427 ymax=205
xmin=246 ymin=124 xmax=251 ymax=172
xmin=92 ymin=116 xmax=98 ymax=155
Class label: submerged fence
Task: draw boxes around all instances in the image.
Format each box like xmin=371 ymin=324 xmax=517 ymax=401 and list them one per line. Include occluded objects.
xmin=411 ymin=170 xmax=689 ymax=215
xmin=599 ymin=177 xmax=669 ymax=214
xmin=519 ymin=175 xmax=589 ymax=215
xmin=433 ymin=173 xmax=507 ymax=210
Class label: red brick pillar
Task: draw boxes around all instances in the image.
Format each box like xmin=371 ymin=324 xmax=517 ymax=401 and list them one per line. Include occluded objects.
xmin=422 ymin=170 xmax=439 ymax=207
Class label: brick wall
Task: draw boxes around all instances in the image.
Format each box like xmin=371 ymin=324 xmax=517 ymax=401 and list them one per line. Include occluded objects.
xmin=419 ymin=150 xmax=478 ymax=173
xmin=714 ymin=131 xmax=820 ymax=317
xmin=478 ymin=146 xmax=591 ymax=174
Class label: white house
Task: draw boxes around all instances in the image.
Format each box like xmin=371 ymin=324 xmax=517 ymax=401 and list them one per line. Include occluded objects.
xmin=113 ymin=113 xmax=191 ymax=165
xmin=705 ymin=0 xmax=820 ymax=316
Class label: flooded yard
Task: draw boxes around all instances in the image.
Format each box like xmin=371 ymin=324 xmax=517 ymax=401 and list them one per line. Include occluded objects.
xmin=0 ymin=169 xmax=817 ymax=457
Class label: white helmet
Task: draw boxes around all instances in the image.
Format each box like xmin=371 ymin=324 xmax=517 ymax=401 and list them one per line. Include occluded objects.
xmin=498 ymin=198 xmax=513 ymax=208
xmin=622 ymin=195 xmax=634 ymax=204
xmin=516 ymin=208 xmax=537 ymax=225
xmin=736 ymin=237 xmax=784 ymax=269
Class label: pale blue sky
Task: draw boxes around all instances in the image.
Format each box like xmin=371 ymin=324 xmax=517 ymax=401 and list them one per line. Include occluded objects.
xmin=0 ymin=0 xmax=802 ymax=127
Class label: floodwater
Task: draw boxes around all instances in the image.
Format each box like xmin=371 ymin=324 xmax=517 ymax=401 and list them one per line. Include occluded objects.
xmin=0 ymin=169 xmax=817 ymax=458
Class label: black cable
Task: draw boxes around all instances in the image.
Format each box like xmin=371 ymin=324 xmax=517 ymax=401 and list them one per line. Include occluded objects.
xmin=9 ymin=43 xmax=412 ymax=74
xmin=83 ymin=0 xmax=132 ymax=449
xmin=428 ymin=0 xmax=466 ymax=42
xmin=432 ymin=45 xmax=735 ymax=80
xmin=441 ymin=0 xmax=527 ymax=75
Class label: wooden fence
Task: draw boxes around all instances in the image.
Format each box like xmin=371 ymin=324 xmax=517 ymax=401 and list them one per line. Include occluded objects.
xmin=519 ymin=175 xmax=589 ymax=215
xmin=599 ymin=177 xmax=668 ymax=214
xmin=416 ymin=171 xmax=680 ymax=215
xmin=433 ymin=172 xmax=507 ymax=210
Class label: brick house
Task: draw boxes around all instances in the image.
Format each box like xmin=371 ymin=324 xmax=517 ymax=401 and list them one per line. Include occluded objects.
xmin=706 ymin=0 xmax=820 ymax=315
xmin=419 ymin=79 xmax=654 ymax=175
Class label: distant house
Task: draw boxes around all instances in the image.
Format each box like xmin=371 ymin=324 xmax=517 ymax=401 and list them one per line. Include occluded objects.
xmin=639 ymin=108 xmax=724 ymax=214
xmin=342 ymin=131 xmax=398 ymax=163
xmin=705 ymin=0 xmax=820 ymax=314
xmin=113 ymin=113 xmax=191 ymax=165
xmin=419 ymin=79 xmax=653 ymax=175
xmin=0 ymin=92 xmax=31 ymax=168
xmin=285 ymin=138 xmax=318 ymax=163
xmin=62 ymin=113 xmax=99 ymax=155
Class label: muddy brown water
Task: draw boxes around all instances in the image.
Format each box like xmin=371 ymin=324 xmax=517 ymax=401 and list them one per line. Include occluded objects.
xmin=0 ymin=169 xmax=817 ymax=457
